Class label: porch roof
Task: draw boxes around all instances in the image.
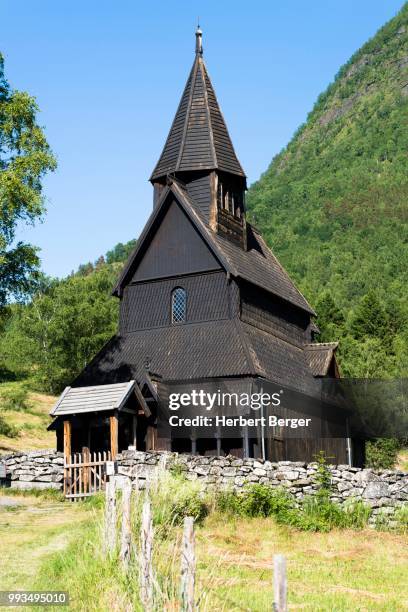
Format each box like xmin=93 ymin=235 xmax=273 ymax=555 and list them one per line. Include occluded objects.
xmin=50 ymin=381 xmax=136 ymax=417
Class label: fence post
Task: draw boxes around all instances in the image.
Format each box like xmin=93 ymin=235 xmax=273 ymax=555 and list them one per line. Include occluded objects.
xmin=140 ymin=498 xmax=154 ymax=610
xmin=180 ymin=516 xmax=195 ymax=612
xmin=273 ymin=554 xmax=287 ymax=612
xmin=120 ymin=478 xmax=132 ymax=569
xmin=104 ymin=478 xmax=117 ymax=556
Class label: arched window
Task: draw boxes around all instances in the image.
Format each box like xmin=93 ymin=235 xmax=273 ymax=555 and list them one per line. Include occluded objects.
xmin=171 ymin=287 xmax=187 ymax=324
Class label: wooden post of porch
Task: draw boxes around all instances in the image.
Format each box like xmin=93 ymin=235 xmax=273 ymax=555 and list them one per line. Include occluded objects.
xmin=63 ymin=420 xmax=71 ymax=459
xmin=110 ymin=411 xmax=119 ymax=459
xmin=146 ymin=426 xmax=157 ymax=451
xmin=63 ymin=420 xmax=72 ymax=498
xmin=132 ymin=415 xmax=137 ymax=448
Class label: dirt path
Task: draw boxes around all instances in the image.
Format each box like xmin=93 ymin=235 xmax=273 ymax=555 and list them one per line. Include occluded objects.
xmin=0 ymin=493 xmax=90 ymax=591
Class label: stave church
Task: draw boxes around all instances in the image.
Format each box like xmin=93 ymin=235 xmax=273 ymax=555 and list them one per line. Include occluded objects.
xmin=49 ymin=28 xmax=361 ymax=466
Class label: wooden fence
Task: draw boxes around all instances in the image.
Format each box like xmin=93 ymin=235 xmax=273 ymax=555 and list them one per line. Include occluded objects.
xmin=103 ymin=477 xmax=288 ymax=611
xmin=64 ymin=449 xmax=111 ymax=500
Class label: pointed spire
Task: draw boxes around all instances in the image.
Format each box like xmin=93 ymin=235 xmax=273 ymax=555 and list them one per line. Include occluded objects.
xmin=195 ymin=24 xmax=203 ymax=55
xmin=150 ymin=29 xmax=245 ymax=182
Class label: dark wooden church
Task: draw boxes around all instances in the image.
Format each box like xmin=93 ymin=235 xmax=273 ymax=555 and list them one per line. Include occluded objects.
xmin=50 ymin=28 xmax=359 ymax=465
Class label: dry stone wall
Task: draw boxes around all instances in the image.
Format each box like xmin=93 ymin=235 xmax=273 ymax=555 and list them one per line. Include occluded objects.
xmin=116 ymin=451 xmax=408 ymax=515
xmin=1 ymin=450 xmax=64 ymax=489
xmin=1 ymin=449 xmax=408 ymax=521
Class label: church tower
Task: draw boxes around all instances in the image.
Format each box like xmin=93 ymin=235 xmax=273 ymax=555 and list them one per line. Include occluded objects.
xmin=150 ymin=27 xmax=247 ymax=248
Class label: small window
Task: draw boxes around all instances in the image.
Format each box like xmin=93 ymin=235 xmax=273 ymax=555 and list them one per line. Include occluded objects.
xmin=171 ymin=287 xmax=187 ymax=324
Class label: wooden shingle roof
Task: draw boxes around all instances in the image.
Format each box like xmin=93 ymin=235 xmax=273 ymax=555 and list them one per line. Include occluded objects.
xmin=50 ymin=381 xmax=136 ymax=416
xmin=73 ymin=322 xmax=324 ymax=398
xmin=150 ymin=30 xmax=245 ymax=181
xmin=304 ymin=343 xmax=339 ymax=376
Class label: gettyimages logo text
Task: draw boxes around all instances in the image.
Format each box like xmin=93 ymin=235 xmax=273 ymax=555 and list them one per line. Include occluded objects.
xmin=168 ymin=389 xmax=283 ymax=411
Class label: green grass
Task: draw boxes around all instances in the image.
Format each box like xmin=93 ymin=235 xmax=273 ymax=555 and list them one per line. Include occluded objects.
xmin=0 ymin=487 xmax=64 ymax=501
xmin=0 ymin=489 xmax=91 ymax=593
xmin=0 ymin=381 xmax=55 ymax=453
xmin=196 ymin=514 xmax=408 ymax=611
xmin=0 ymin=476 xmax=407 ymax=610
xmin=21 ymin=477 xmax=408 ymax=610
xmin=32 ymin=493 xmax=408 ymax=611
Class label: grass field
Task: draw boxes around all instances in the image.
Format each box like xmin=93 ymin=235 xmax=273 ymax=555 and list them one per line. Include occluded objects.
xmin=0 ymin=491 xmax=91 ymax=592
xmin=0 ymin=488 xmax=407 ymax=611
xmin=197 ymin=514 xmax=408 ymax=611
xmin=0 ymin=382 xmax=55 ymax=453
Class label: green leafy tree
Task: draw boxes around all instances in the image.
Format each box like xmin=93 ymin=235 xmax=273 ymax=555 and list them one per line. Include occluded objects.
xmin=1 ymin=267 xmax=118 ymax=392
xmin=339 ymin=336 xmax=395 ymax=379
xmin=366 ymin=439 xmax=400 ymax=469
xmin=0 ymin=52 xmax=56 ymax=304
xmin=106 ymin=239 xmax=137 ymax=264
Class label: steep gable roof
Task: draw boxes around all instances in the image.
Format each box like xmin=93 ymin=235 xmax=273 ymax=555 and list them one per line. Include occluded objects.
xmin=113 ymin=180 xmax=315 ymax=315
xmin=304 ymin=342 xmax=339 ymax=376
xmin=150 ymin=33 xmax=245 ymax=181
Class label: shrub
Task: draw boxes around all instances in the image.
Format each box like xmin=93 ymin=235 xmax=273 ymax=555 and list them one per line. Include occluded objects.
xmin=0 ymin=415 xmax=19 ymax=437
xmin=147 ymin=473 xmax=209 ymax=529
xmin=215 ymin=484 xmax=294 ymax=520
xmin=366 ymin=438 xmax=400 ymax=469
xmin=168 ymin=459 xmax=186 ymax=478
xmin=240 ymin=484 xmax=293 ymax=518
xmin=215 ymin=483 xmax=371 ymax=532
xmin=0 ymin=385 xmax=29 ymax=411
xmin=280 ymin=492 xmax=371 ymax=532
xmin=215 ymin=488 xmax=244 ymax=516
xmin=314 ymin=450 xmax=333 ymax=491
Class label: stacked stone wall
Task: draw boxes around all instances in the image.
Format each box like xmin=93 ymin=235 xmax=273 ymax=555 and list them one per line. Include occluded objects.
xmin=1 ymin=449 xmax=407 ymax=522
xmin=1 ymin=450 xmax=64 ymax=489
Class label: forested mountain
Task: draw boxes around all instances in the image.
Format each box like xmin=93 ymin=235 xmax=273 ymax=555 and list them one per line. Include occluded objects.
xmin=247 ymin=4 xmax=408 ymax=378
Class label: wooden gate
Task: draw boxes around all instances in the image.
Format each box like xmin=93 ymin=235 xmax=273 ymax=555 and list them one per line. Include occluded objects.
xmin=64 ymin=449 xmax=112 ymax=500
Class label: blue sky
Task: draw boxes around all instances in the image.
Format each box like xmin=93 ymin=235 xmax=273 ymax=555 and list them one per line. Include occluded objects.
xmin=1 ymin=0 xmax=405 ymax=278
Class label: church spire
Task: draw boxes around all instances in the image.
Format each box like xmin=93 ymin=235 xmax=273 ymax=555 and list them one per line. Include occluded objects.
xmin=150 ymin=28 xmax=245 ymax=182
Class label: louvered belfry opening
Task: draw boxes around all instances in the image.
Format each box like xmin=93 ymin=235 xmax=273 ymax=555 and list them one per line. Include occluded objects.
xmin=150 ymin=27 xmax=247 ymax=249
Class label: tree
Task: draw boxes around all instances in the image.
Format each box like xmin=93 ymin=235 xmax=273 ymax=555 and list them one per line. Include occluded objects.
xmin=315 ymin=291 xmax=345 ymax=341
xmin=106 ymin=239 xmax=137 ymax=264
xmin=1 ymin=267 xmax=118 ymax=392
xmin=338 ymin=336 xmax=395 ymax=379
xmin=0 ymin=52 xmax=56 ymax=305
xmin=350 ymin=291 xmax=389 ymax=341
